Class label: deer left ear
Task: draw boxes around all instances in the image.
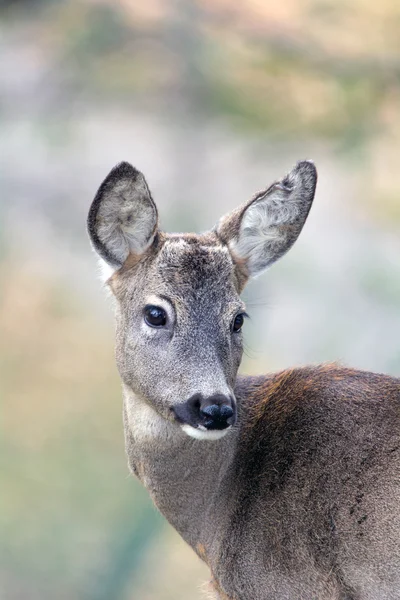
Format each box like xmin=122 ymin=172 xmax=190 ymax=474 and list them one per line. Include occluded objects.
xmin=216 ymin=160 xmax=317 ymax=277
xmin=87 ymin=162 xmax=158 ymax=269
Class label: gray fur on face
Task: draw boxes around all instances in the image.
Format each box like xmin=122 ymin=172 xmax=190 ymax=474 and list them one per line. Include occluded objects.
xmin=112 ymin=234 xmax=244 ymax=422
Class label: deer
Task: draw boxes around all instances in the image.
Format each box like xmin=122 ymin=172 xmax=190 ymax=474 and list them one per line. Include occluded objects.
xmin=87 ymin=160 xmax=400 ymax=600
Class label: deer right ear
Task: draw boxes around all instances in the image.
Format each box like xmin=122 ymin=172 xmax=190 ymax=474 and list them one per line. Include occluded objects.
xmin=87 ymin=162 xmax=158 ymax=270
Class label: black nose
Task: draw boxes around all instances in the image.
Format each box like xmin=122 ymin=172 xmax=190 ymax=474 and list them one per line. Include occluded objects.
xmin=199 ymin=394 xmax=235 ymax=430
xmin=172 ymin=393 xmax=236 ymax=430
xmin=200 ymin=402 xmax=234 ymax=430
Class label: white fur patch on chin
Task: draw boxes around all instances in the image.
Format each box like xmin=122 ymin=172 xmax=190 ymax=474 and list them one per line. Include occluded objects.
xmin=181 ymin=424 xmax=230 ymax=441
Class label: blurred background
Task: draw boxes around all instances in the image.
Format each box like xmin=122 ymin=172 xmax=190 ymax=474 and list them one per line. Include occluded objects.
xmin=1 ymin=0 xmax=400 ymax=598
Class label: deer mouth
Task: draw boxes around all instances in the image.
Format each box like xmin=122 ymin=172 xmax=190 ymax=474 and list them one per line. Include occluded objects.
xmin=180 ymin=423 xmax=232 ymax=441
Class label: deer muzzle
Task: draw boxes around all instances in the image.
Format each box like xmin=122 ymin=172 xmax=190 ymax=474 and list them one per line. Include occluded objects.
xmin=172 ymin=393 xmax=236 ymax=431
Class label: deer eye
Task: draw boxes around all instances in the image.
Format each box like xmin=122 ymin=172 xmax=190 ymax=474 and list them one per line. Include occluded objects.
xmin=232 ymin=313 xmax=244 ymax=333
xmin=144 ymin=305 xmax=167 ymax=328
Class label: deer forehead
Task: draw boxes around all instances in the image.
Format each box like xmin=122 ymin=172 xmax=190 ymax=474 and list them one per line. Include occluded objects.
xmin=112 ymin=234 xmax=241 ymax=307
xmin=157 ymin=236 xmax=236 ymax=288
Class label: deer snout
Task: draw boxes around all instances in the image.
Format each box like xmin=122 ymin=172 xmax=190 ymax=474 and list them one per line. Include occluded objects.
xmin=173 ymin=393 xmax=236 ymax=433
xmin=199 ymin=395 xmax=235 ymax=430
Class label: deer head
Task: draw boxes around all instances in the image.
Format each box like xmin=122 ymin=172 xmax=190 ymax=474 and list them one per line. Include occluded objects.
xmin=87 ymin=161 xmax=317 ymax=440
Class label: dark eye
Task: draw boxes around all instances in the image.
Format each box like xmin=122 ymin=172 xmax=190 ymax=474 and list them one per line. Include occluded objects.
xmin=232 ymin=313 xmax=244 ymax=333
xmin=144 ymin=305 xmax=167 ymax=328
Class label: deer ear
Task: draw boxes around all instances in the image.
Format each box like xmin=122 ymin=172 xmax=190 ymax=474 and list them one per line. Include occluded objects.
xmin=216 ymin=160 xmax=317 ymax=277
xmin=87 ymin=162 xmax=158 ymax=268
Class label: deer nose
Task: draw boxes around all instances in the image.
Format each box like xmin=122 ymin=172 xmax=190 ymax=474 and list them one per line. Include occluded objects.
xmin=172 ymin=393 xmax=236 ymax=431
xmin=199 ymin=394 xmax=235 ymax=430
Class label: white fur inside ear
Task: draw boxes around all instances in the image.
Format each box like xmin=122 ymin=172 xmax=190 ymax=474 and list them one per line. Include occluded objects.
xmin=90 ymin=167 xmax=158 ymax=267
xmin=181 ymin=424 xmax=230 ymax=441
xmin=221 ymin=161 xmax=316 ymax=277
xmin=231 ymin=185 xmax=298 ymax=267
xmin=97 ymin=177 xmax=157 ymax=265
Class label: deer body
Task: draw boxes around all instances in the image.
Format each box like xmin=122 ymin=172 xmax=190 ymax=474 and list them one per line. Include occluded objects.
xmin=88 ymin=161 xmax=400 ymax=599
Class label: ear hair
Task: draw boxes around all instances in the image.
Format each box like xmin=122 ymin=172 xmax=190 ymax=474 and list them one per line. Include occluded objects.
xmin=87 ymin=162 xmax=158 ymax=268
xmin=216 ymin=160 xmax=317 ymax=277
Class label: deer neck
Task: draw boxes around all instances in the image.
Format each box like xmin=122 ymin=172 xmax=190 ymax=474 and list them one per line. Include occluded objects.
xmin=122 ymin=385 xmax=238 ymax=550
